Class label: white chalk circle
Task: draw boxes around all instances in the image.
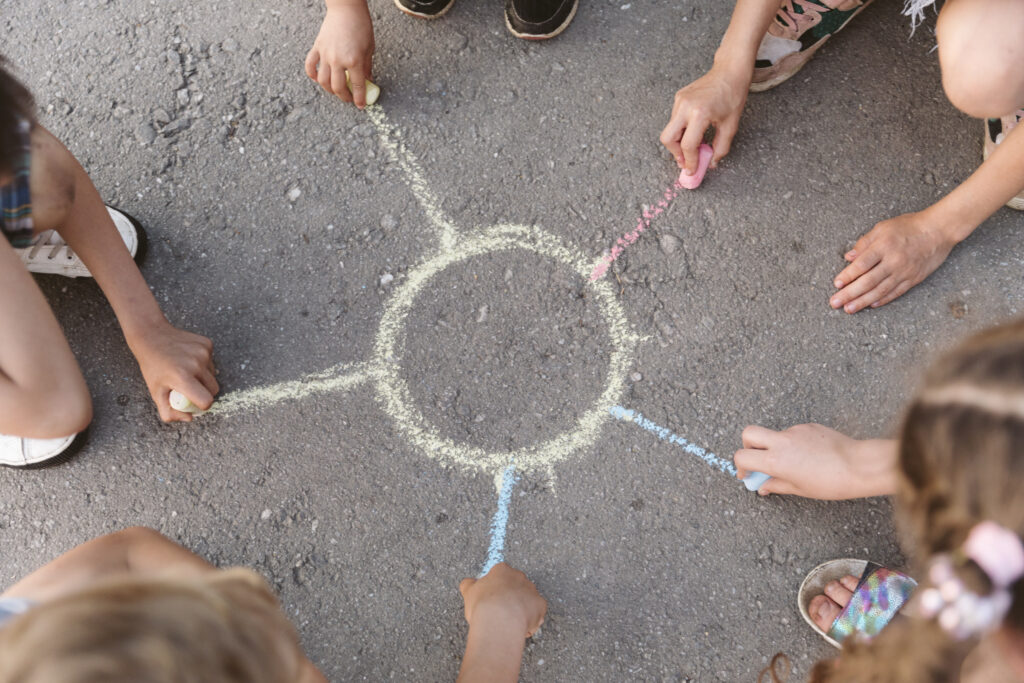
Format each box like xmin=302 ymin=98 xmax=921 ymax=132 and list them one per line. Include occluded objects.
xmin=370 ymin=223 xmax=639 ymax=474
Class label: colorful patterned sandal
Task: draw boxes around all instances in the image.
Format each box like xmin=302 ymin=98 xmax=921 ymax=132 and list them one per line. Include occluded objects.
xmin=798 ymin=558 xmax=917 ymax=648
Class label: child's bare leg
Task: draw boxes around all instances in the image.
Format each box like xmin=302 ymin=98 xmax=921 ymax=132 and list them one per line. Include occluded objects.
xmin=0 ymin=237 xmax=91 ymax=438
xmin=938 ymin=0 xmax=1024 ymax=119
xmin=28 ymin=126 xmax=218 ymax=421
xmin=828 ymin=0 xmax=1024 ymax=314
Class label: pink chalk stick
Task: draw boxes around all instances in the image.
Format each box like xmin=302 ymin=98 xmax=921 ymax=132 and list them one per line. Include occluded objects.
xmin=678 ymin=143 xmax=713 ymax=190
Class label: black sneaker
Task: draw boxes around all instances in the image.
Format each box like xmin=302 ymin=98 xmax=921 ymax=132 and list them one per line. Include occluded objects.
xmin=394 ymin=0 xmax=455 ymax=19
xmin=505 ymin=0 xmax=578 ymax=39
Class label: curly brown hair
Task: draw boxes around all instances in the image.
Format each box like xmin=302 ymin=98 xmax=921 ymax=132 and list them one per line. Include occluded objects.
xmin=0 ymin=55 xmax=36 ymax=178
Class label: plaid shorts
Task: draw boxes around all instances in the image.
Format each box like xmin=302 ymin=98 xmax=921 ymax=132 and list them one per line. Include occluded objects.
xmin=0 ymin=118 xmax=34 ymax=247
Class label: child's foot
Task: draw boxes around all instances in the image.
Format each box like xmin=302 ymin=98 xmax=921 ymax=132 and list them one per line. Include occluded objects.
xmin=0 ymin=432 xmax=82 ymax=468
xmin=393 ymin=0 xmax=456 ymax=19
xmin=17 ymin=206 xmax=145 ymax=278
xmin=984 ymin=109 xmax=1024 ymax=210
xmin=807 ymin=574 xmax=859 ymax=631
xmin=751 ymin=0 xmax=874 ymax=92
xmin=504 ymin=0 xmax=578 ymax=40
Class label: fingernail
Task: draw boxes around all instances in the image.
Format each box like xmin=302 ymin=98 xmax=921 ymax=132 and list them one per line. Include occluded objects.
xmin=871 ymin=302 xmax=880 ymax=308
xmin=834 ymin=280 xmax=843 ymax=289
xmin=830 ymin=297 xmax=841 ymax=308
xmin=845 ymin=303 xmax=856 ymax=313
xmin=846 ymin=250 xmax=856 ymax=259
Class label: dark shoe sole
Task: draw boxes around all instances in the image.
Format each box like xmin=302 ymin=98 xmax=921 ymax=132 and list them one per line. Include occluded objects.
xmin=394 ymin=0 xmax=455 ymax=19
xmin=505 ymin=0 xmax=577 ymax=39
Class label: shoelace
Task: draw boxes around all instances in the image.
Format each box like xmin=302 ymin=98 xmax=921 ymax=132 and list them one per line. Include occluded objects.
xmin=777 ymin=0 xmax=831 ymax=32
xmin=25 ymin=230 xmax=77 ymax=262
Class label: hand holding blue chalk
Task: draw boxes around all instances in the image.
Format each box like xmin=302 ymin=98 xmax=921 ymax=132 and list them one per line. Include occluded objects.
xmin=742 ymin=471 xmax=771 ymax=492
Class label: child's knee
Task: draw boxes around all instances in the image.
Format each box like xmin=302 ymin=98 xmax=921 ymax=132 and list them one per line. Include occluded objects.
xmin=50 ymin=384 xmax=93 ymax=436
xmin=937 ymin=0 xmax=1024 ymax=118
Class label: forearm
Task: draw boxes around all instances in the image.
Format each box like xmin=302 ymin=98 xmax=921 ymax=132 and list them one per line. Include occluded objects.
xmin=456 ymin=619 xmax=527 ymax=683
xmin=925 ymin=120 xmax=1024 ymax=243
xmin=61 ymin=159 xmax=167 ymax=342
xmin=851 ymin=438 xmax=900 ymax=498
xmin=713 ymin=0 xmax=779 ymax=75
xmin=32 ymin=127 xmax=167 ymax=345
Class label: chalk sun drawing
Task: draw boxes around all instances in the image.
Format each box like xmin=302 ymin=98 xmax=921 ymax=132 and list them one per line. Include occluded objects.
xmin=207 ymin=106 xmax=733 ymax=567
xmin=212 ymin=105 xmax=641 ymax=477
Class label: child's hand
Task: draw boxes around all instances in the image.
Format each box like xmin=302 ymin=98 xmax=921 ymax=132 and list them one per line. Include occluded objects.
xmin=128 ymin=321 xmax=218 ymax=422
xmin=459 ymin=563 xmax=546 ymax=638
xmin=733 ymin=424 xmax=899 ymax=500
xmin=829 ymin=211 xmax=957 ymax=314
xmin=660 ymin=66 xmax=750 ymax=174
xmin=304 ymin=1 xmax=376 ymax=108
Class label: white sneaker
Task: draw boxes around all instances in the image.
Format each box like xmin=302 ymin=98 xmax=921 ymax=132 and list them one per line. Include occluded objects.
xmin=0 ymin=432 xmax=80 ymax=467
xmin=17 ymin=206 xmax=145 ymax=277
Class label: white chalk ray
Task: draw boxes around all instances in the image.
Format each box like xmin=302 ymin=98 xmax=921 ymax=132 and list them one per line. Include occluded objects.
xmin=208 ymin=362 xmax=377 ymax=417
xmin=366 ymin=106 xmax=459 ymax=253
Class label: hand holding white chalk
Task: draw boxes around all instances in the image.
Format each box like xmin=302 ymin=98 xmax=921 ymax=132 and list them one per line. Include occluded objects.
xmin=169 ymin=390 xmax=205 ymax=414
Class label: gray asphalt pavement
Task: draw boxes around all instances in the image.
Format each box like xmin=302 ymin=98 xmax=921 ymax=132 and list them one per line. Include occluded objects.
xmin=2 ymin=0 xmax=1022 ymax=680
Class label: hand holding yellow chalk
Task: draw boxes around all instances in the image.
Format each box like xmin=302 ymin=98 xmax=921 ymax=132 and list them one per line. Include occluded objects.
xmin=346 ymin=72 xmax=380 ymax=106
xmin=169 ymin=390 xmax=206 ymax=414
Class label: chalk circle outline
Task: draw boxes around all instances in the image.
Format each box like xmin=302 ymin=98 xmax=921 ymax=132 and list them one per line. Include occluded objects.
xmin=370 ymin=223 xmax=638 ymax=475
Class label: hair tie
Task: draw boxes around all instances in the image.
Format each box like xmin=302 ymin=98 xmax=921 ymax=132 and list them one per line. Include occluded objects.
xmin=917 ymin=521 xmax=1023 ymax=640
xmin=964 ymin=521 xmax=1024 ymax=589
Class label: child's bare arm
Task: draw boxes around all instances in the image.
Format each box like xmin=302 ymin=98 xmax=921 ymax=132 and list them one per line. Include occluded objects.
xmin=29 ymin=125 xmax=217 ymax=421
xmin=305 ymin=0 xmax=376 ymax=108
xmin=660 ymin=0 xmax=779 ymax=172
xmin=733 ymin=424 xmax=900 ymax=499
xmin=830 ymin=118 xmax=1024 ymax=313
xmin=0 ymin=237 xmax=91 ymax=438
xmin=456 ymin=564 xmax=546 ymax=683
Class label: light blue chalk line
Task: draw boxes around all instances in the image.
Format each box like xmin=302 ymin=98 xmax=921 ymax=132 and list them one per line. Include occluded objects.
xmin=609 ymin=406 xmax=738 ymax=476
xmin=480 ymin=463 xmax=518 ymax=577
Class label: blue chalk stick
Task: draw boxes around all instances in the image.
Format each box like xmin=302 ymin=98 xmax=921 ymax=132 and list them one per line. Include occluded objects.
xmin=742 ymin=471 xmax=771 ymax=492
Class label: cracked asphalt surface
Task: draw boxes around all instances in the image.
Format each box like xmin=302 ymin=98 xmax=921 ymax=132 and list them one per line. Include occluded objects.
xmin=2 ymin=0 xmax=1022 ymax=679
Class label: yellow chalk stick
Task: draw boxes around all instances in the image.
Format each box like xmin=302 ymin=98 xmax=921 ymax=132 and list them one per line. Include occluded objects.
xmin=346 ymin=72 xmax=380 ymax=106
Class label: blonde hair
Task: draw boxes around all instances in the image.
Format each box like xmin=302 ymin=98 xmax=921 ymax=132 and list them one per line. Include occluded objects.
xmin=807 ymin=319 xmax=1024 ymax=682
xmin=0 ymin=568 xmax=304 ymax=683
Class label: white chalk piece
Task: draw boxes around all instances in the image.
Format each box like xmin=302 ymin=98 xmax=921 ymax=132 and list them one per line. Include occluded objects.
xmin=346 ymin=73 xmax=381 ymax=106
xmin=169 ymin=390 xmax=204 ymax=414
xmin=742 ymin=471 xmax=771 ymax=492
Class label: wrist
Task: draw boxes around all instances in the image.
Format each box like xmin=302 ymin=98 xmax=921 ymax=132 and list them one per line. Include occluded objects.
xmin=120 ymin=310 xmax=170 ymax=349
xmin=710 ymin=49 xmax=754 ymax=88
xmin=917 ymin=203 xmax=977 ymax=246
xmin=325 ymin=0 xmax=367 ymax=9
xmin=851 ymin=438 xmax=901 ymax=498
xmin=468 ymin=602 xmax=530 ymax=637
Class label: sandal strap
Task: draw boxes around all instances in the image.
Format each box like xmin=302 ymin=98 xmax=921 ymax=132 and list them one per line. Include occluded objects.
xmin=826 ymin=562 xmax=917 ymax=644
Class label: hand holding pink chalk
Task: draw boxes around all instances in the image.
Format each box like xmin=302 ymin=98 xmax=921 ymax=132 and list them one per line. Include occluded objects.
xmin=678 ymin=143 xmax=713 ymax=190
